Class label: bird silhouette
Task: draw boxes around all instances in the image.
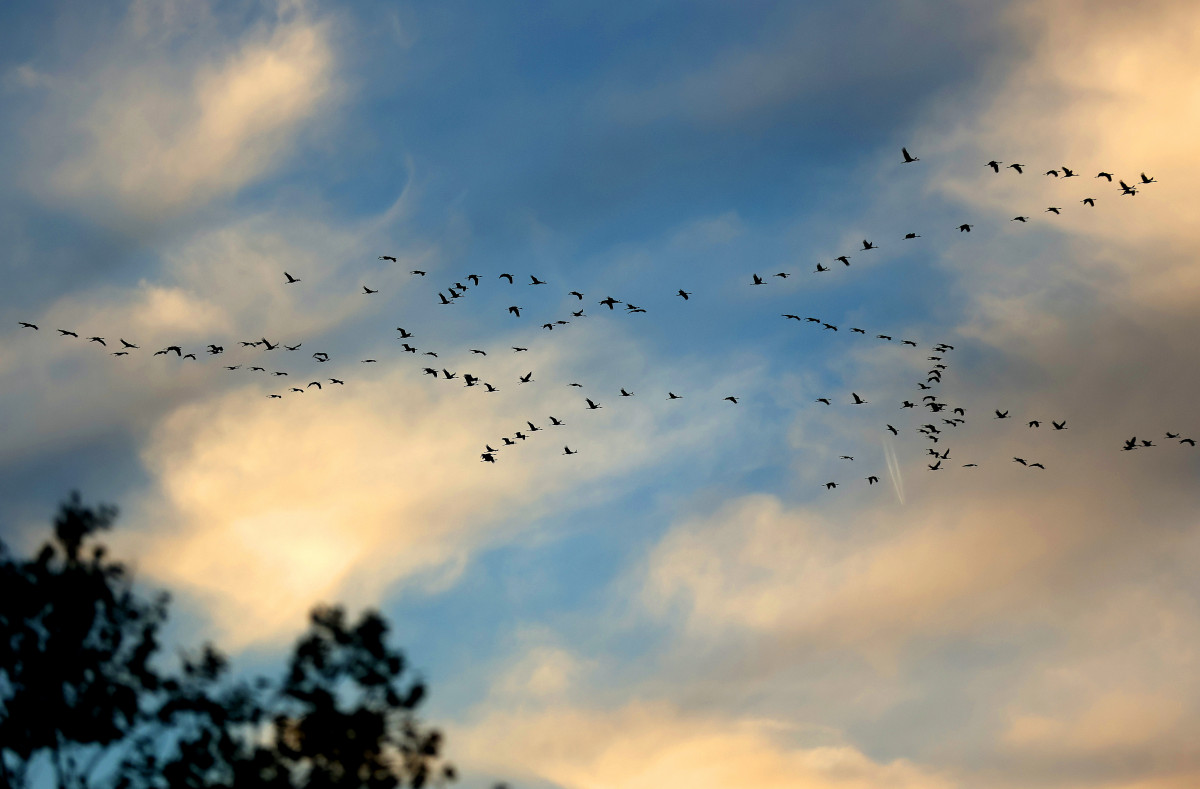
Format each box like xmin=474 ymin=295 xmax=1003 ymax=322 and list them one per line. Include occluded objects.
xmin=599 ymin=297 xmax=621 ymax=309
xmin=469 ymin=349 xmax=487 ymax=355
xmin=88 ymin=337 xmax=106 ymax=346
xmin=814 ymin=263 xmax=829 ymax=272
xmin=481 ymin=453 xmax=496 ymax=463
xmin=569 ymin=291 xmax=584 ymax=299
xmin=530 ymin=275 xmax=546 ymax=285
xmin=1008 ymin=163 xmax=1025 ymax=173
xmin=620 ymin=389 xmax=634 ymax=397
xmin=825 ymin=482 xmax=838 ymax=490
xmin=1012 ymin=216 xmax=1028 ymax=222
xmin=724 ymin=396 xmax=739 ymax=404
xmin=1082 ymin=198 xmax=1095 ymax=206
xmin=519 ymin=372 xmax=533 ymax=383
xmin=1061 ymin=166 xmax=1077 ymax=177
xmin=284 ymin=271 xmax=301 ymax=283
xmin=836 ymin=255 xmax=851 ymax=266
xmin=995 ymin=410 xmax=1010 ymax=419
xmin=752 ymin=274 xmax=765 ymax=285
xmin=851 ymin=393 xmax=868 ymax=404
xmin=901 ymin=147 xmax=919 ymax=163
xmin=363 ymin=286 xmax=378 ymax=294
xmin=563 ymin=446 xmax=578 ymax=455
xmin=57 ymin=330 xmax=78 ymax=337
xmin=379 ymin=255 xmax=398 ymax=262
xmin=585 ymin=398 xmax=602 ymax=410
xmin=18 ymin=322 xmax=38 ymax=330
xmin=508 ymin=306 xmax=522 ymax=317
xmin=549 ymin=416 xmax=564 ymax=426
xmin=815 ymin=398 xmax=831 ymax=405
xmin=986 ymin=160 xmax=1001 ymax=172
xmin=1140 ymin=172 xmax=1156 ymax=184
xmin=904 ymin=233 xmax=921 ymax=239
xmin=677 ymin=289 xmax=692 ymax=300
xmin=862 ymin=239 xmax=878 ymax=250
xmin=957 ymin=224 xmax=973 ymax=232
xmin=867 ymin=476 xmax=880 ymax=484
xmin=1052 ymin=420 xmax=1067 ymax=430
xmin=500 ymin=273 xmax=514 ymax=283
xmin=887 ymin=424 xmax=898 ymax=435
xmin=668 ymin=392 xmax=682 ymax=400
xmin=1096 ymin=172 xmax=1113 ymax=182
xmin=1046 ymin=207 xmax=1062 ymax=214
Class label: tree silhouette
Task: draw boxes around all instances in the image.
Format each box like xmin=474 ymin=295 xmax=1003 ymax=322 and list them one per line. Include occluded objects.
xmin=0 ymin=495 xmax=489 ymax=789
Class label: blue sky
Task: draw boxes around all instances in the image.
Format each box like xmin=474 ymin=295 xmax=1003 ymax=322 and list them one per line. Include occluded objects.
xmin=3 ymin=1 xmax=1200 ymax=788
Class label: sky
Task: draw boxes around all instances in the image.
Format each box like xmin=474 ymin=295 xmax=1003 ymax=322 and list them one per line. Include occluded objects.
xmin=2 ymin=0 xmax=1199 ymax=787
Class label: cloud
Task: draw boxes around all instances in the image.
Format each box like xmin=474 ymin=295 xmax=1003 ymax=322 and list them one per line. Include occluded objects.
xmin=454 ymin=697 xmax=952 ymax=789
xmin=27 ymin=1 xmax=334 ymax=220
xmin=112 ymin=321 xmax=749 ymax=650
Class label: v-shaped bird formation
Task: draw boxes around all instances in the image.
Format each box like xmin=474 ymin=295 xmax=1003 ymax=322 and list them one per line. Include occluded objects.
xmin=15 ymin=148 xmax=1186 ymax=491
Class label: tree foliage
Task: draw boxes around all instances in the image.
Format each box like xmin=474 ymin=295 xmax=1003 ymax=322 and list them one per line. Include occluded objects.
xmin=0 ymin=495 xmax=471 ymax=789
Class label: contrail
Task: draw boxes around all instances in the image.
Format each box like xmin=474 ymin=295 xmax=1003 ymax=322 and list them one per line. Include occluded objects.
xmin=883 ymin=439 xmax=905 ymax=505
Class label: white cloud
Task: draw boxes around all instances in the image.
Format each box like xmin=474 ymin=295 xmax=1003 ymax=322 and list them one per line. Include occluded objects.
xmin=27 ymin=1 xmax=335 ymax=219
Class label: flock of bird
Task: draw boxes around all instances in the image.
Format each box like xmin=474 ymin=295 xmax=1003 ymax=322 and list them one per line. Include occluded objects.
xmin=14 ymin=148 xmax=1187 ymax=491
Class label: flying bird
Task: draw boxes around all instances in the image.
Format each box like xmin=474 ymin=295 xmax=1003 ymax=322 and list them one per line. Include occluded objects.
xmin=851 ymin=393 xmax=868 ymax=404
xmin=18 ymin=322 xmax=37 ymax=330
xmin=1052 ymin=420 xmax=1067 ymax=430
xmin=836 ymin=255 xmax=851 ymax=266
xmin=530 ymin=275 xmax=546 ymax=285
xmin=724 ymin=396 xmax=739 ymax=404
xmin=363 ymin=286 xmax=378 ymax=294
xmin=1096 ymin=172 xmax=1113 ymax=181
xmin=58 ymin=329 xmax=78 ymax=337
xmin=1082 ymin=198 xmax=1095 ymax=206
xmin=1046 ymin=207 xmax=1062 ymax=214
xmin=901 ymin=147 xmax=919 ymax=163
xmin=563 ymin=446 xmax=578 ymax=455
xmin=500 ymin=273 xmax=514 ymax=283
xmin=284 ymin=272 xmax=301 ymax=283
xmin=508 ymin=306 xmax=522 ymax=317
xmin=569 ymin=291 xmax=584 ymax=299
xmin=957 ymin=224 xmax=973 ymax=232
xmin=1008 ymin=163 xmax=1025 ymax=173
xmin=677 ymin=289 xmax=692 ymax=300
xmin=585 ymin=398 xmax=602 ymax=410
xmin=378 ymin=255 xmax=397 ymax=262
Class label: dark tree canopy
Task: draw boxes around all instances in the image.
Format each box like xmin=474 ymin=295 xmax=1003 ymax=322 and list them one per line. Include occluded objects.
xmin=0 ymin=494 xmax=488 ymax=789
